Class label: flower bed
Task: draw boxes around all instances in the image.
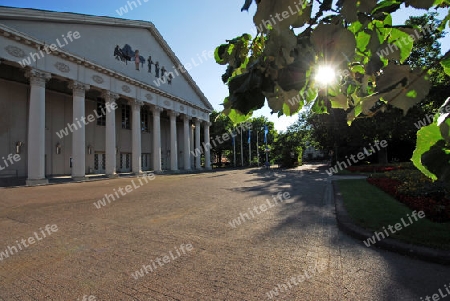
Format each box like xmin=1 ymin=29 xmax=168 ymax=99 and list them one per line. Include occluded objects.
xmin=346 ymin=165 xmax=403 ymax=173
xmin=367 ymin=173 xmax=450 ymax=223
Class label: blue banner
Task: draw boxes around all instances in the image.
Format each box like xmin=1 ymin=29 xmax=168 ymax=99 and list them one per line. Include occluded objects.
xmin=264 ymin=125 xmax=268 ymax=143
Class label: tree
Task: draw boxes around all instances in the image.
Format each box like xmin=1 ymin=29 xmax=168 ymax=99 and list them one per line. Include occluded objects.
xmin=241 ymin=117 xmax=277 ymax=166
xmin=209 ymin=111 xmax=234 ymax=166
xmin=214 ymin=0 xmax=450 ymax=183
xmin=272 ymin=113 xmax=312 ymax=167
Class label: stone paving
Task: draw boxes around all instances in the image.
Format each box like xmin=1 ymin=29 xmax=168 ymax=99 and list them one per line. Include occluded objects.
xmin=0 ymin=164 xmax=449 ymax=300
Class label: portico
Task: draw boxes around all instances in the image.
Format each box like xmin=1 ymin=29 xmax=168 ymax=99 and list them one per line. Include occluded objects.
xmin=0 ymin=7 xmax=213 ymax=185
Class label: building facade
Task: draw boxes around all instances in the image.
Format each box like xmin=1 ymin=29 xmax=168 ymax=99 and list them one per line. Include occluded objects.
xmin=0 ymin=7 xmax=213 ymax=185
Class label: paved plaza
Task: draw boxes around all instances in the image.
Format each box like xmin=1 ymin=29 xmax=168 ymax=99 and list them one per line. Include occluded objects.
xmin=0 ymin=164 xmax=449 ymax=300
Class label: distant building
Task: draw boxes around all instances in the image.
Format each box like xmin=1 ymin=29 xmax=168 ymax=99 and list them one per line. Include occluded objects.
xmin=0 ymin=7 xmax=213 ymax=185
xmin=303 ymin=145 xmax=325 ymax=161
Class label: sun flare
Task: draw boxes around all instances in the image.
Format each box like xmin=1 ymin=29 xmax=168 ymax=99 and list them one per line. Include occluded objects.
xmin=315 ymin=65 xmax=336 ymax=86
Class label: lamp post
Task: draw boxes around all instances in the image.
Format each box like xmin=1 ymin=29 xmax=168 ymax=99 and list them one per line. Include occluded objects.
xmin=256 ymin=130 xmax=260 ymax=167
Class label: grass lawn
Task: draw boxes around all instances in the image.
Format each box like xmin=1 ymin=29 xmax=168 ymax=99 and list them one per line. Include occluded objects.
xmin=336 ymin=179 xmax=450 ymax=250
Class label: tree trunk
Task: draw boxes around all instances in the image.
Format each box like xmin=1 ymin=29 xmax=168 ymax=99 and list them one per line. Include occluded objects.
xmin=378 ymin=146 xmax=388 ymax=164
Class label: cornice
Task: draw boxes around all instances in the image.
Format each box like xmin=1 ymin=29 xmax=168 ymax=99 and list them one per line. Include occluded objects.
xmin=0 ymin=6 xmax=213 ymax=112
xmin=0 ymin=22 xmax=211 ymax=116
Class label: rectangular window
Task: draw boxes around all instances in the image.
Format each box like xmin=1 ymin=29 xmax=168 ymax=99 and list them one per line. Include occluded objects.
xmin=142 ymin=153 xmax=150 ymax=170
xmin=141 ymin=107 xmax=149 ymax=132
xmin=96 ymin=98 xmax=106 ymax=126
xmin=122 ymin=104 xmax=131 ymax=129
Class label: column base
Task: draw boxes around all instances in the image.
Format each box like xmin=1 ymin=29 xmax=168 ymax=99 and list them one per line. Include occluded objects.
xmin=133 ymin=171 xmax=143 ymax=176
xmin=205 ymin=167 xmax=212 ymax=170
xmin=72 ymin=176 xmax=88 ymax=182
xmin=26 ymin=178 xmax=49 ymax=186
xmin=107 ymin=173 xmax=119 ymax=179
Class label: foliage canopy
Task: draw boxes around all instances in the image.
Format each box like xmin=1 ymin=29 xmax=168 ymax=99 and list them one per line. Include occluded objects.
xmin=215 ymin=0 xmax=450 ymax=183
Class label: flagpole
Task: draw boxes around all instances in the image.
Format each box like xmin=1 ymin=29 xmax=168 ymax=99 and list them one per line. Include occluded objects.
xmin=264 ymin=125 xmax=269 ymax=169
xmin=233 ymin=132 xmax=236 ymax=167
xmin=240 ymin=130 xmax=244 ymax=167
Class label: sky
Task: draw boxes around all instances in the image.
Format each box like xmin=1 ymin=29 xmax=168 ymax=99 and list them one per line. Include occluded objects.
xmin=1 ymin=1 xmax=449 ymax=131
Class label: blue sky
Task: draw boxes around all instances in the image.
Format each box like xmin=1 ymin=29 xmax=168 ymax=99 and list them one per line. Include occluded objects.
xmin=2 ymin=1 xmax=449 ymax=131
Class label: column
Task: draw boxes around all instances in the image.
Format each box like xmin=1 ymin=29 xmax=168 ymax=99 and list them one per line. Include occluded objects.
xmin=169 ymin=111 xmax=179 ymax=171
xmin=204 ymin=121 xmax=211 ymax=170
xmin=195 ymin=118 xmax=201 ymax=169
xmin=25 ymin=69 xmax=51 ymax=185
xmin=183 ymin=115 xmax=191 ymax=170
xmin=70 ymin=81 xmax=90 ymax=181
xmin=152 ymin=106 xmax=163 ymax=172
xmin=131 ymin=100 xmax=143 ymax=175
xmin=103 ymin=91 xmax=119 ymax=178
xmin=190 ymin=123 xmax=195 ymax=170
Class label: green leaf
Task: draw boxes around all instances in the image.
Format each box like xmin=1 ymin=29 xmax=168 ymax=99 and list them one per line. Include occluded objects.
xmin=438 ymin=97 xmax=450 ymax=144
xmin=228 ymin=71 xmax=266 ymax=115
xmin=421 ymin=140 xmax=450 ymax=184
xmin=263 ymin=29 xmax=297 ymax=68
xmin=374 ymin=65 xmax=431 ymax=114
xmin=310 ymin=24 xmax=357 ymax=62
xmin=340 ymin=1 xmax=359 ymax=23
xmin=228 ymin=109 xmax=253 ymax=124
xmin=347 ymin=109 xmax=356 ymax=125
xmin=360 ymin=94 xmax=379 ymax=114
xmin=215 ymin=44 xmax=230 ymax=65
xmin=351 ymin=65 xmax=365 ymax=74
xmin=264 ymin=84 xmax=302 ymax=115
xmin=405 ymin=0 xmax=435 ymax=9
xmin=356 ymin=31 xmax=371 ymax=52
xmin=253 ymin=0 xmax=311 ymax=32
xmin=311 ymin=98 xmax=328 ymax=114
xmin=291 ymin=4 xmax=312 ymax=28
xmin=412 ymin=123 xmax=443 ymax=181
xmin=330 ymin=93 xmax=349 ymax=110
xmin=241 ymin=0 xmax=253 ymax=12
xmin=302 ymin=87 xmax=318 ymax=104
xmin=406 ymin=90 xmax=417 ymax=98
xmin=387 ymin=28 xmax=414 ymax=62
xmin=348 ymin=21 xmax=363 ymax=34
xmin=372 ymin=1 xmax=402 ymax=16
xmin=441 ymin=55 xmax=450 ymax=76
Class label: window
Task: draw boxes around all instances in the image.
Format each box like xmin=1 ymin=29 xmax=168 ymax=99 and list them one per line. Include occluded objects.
xmin=142 ymin=153 xmax=150 ymax=170
xmin=96 ymin=98 xmax=106 ymax=126
xmin=141 ymin=107 xmax=149 ymax=132
xmin=121 ymin=104 xmax=131 ymax=129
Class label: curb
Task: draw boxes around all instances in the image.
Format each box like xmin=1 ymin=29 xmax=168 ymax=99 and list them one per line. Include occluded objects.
xmin=332 ymin=180 xmax=450 ymax=265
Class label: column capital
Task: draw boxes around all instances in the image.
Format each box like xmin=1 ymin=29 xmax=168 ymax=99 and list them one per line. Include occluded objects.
xmin=69 ymin=81 xmax=90 ymax=97
xmin=129 ymin=99 xmax=144 ymax=107
xmin=169 ymin=111 xmax=179 ymax=118
xmin=101 ymin=90 xmax=119 ymax=102
xmin=203 ymin=121 xmax=211 ymax=127
xmin=25 ymin=69 xmax=51 ymax=87
xmin=182 ymin=114 xmax=191 ymax=121
xmin=151 ymin=105 xmax=163 ymax=114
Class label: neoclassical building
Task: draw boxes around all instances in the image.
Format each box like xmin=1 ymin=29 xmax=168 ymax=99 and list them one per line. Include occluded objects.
xmin=0 ymin=7 xmax=213 ymax=185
